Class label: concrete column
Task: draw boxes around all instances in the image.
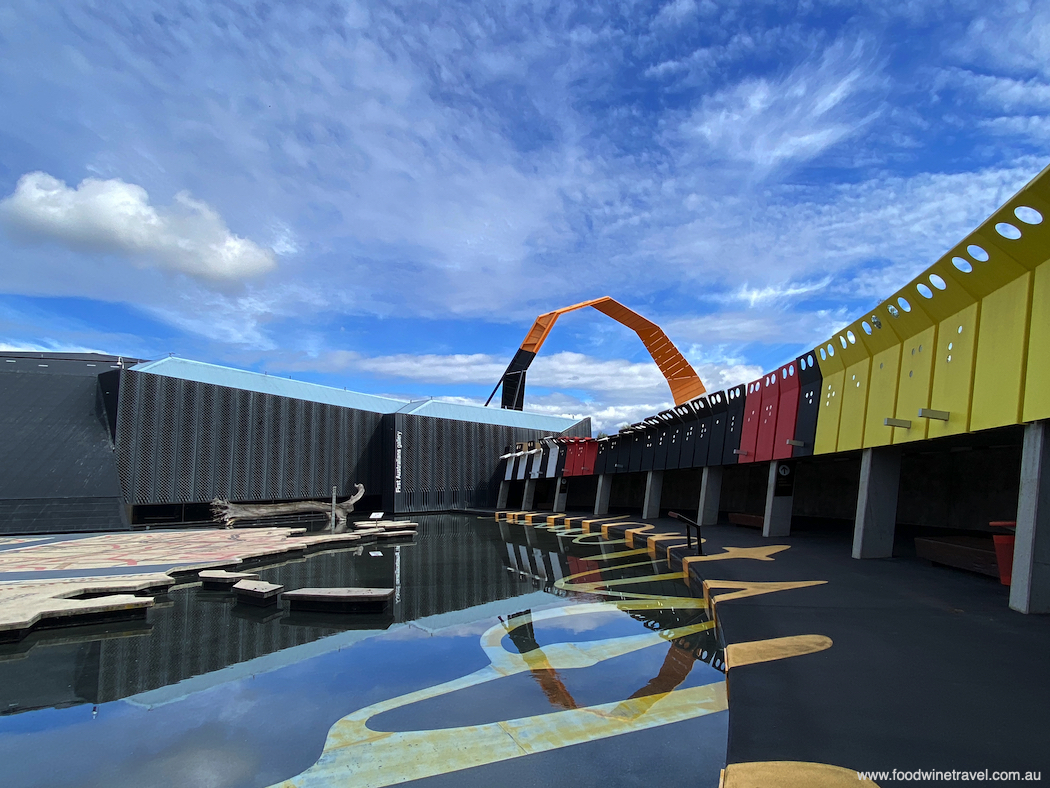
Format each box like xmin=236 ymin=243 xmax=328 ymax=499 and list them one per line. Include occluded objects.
xmin=642 ymin=470 xmax=663 ymax=519
xmin=496 ymin=480 xmax=510 ymax=510
xmin=1011 ymin=420 xmax=1050 ymax=614
xmin=698 ymin=466 xmax=722 ymax=526
xmin=553 ymin=478 xmax=568 ymax=513
xmin=763 ymin=461 xmax=794 ymax=538
xmin=594 ymin=474 xmax=613 ymax=516
xmin=852 ymin=446 xmax=902 ymax=559
xmin=521 ymin=478 xmax=536 ymax=511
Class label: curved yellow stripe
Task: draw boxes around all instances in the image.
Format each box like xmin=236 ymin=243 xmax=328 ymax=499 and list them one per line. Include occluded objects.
xmin=270 ymin=602 xmax=725 ymax=788
xmin=722 ymin=761 xmax=878 ymax=787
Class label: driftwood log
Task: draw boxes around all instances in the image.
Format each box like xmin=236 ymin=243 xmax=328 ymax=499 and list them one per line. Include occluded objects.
xmin=211 ymin=484 xmax=365 ymax=530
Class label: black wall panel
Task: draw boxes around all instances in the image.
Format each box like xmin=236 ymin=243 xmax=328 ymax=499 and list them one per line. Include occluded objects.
xmin=721 ymin=385 xmax=747 ymax=464
xmin=387 ymin=412 xmax=589 ymax=514
xmin=793 ymin=351 xmax=822 ymax=458
xmin=115 ymin=370 xmax=384 ymax=505
xmin=706 ymin=391 xmax=728 ymax=466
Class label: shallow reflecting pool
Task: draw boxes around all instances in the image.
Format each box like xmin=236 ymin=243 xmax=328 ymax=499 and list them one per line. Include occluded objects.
xmin=0 ymin=514 xmax=728 ymax=788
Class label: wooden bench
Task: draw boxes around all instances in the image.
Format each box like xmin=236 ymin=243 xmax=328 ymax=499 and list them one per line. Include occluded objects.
xmin=282 ymin=587 xmax=394 ymax=613
xmin=914 ymin=537 xmax=999 ymax=578
xmin=729 ymin=513 xmax=764 ymax=529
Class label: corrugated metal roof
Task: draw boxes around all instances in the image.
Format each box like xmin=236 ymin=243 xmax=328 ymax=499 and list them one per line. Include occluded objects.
xmin=131 ymin=357 xmax=588 ymax=431
xmin=395 ymin=398 xmax=583 ymax=432
xmin=131 ymin=357 xmax=409 ymax=414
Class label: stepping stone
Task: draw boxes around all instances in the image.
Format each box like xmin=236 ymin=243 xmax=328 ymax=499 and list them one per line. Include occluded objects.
xmin=198 ymin=570 xmax=260 ymax=590
xmin=232 ymin=579 xmax=284 ymax=606
xmin=283 ymin=587 xmax=394 ymax=613
xmin=376 ymin=530 xmax=417 ymax=539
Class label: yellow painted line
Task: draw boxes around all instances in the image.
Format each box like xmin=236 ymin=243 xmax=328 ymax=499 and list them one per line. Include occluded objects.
xmin=553 ymin=561 xmax=704 ymax=606
xmin=623 ymin=524 xmax=657 ymax=546
xmin=724 ymin=635 xmax=832 ymax=670
xmin=701 ymin=579 xmax=827 ymax=622
xmin=579 ymin=547 xmax=651 ymax=561
xmin=272 ymin=602 xmax=727 ymax=788
xmin=645 ymin=533 xmax=689 ymax=558
xmin=722 ymin=761 xmax=879 ymax=787
xmin=681 ymin=545 xmax=791 ymax=569
xmin=571 ymin=533 xmax=626 ymax=546
xmin=603 ymin=519 xmax=645 ymax=539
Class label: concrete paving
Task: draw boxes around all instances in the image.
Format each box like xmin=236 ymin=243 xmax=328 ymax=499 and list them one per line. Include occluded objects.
xmin=501 ymin=509 xmax=1050 ymax=782
xmin=0 ymin=527 xmax=369 ymax=639
xmin=625 ymin=517 xmax=1050 ymax=781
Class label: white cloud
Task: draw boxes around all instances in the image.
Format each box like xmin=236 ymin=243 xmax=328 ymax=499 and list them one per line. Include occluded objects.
xmin=256 ymin=346 xmax=766 ymax=434
xmin=678 ymin=37 xmax=884 ymax=169
xmin=0 ymin=172 xmax=277 ymax=281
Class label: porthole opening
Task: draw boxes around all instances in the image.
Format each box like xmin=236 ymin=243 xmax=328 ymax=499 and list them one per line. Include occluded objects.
xmin=952 ymin=256 xmax=973 ymax=273
xmin=1015 ymin=205 xmax=1043 ymax=225
xmin=917 ymin=283 xmax=933 ymax=299
xmin=862 ymin=321 xmax=872 ymax=335
xmin=929 ymin=273 xmax=946 ymax=290
xmin=967 ymin=244 xmax=989 ymax=262
xmin=820 ymin=348 xmax=827 ymax=361
xmin=827 ymin=343 xmax=835 ymax=357
xmin=847 ymin=330 xmax=856 ymax=344
xmin=871 ymin=315 xmax=882 ymax=329
xmin=996 ymin=222 xmax=1022 ymax=240
xmin=898 ymin=296 xmax=911 ymax=312
xmin=839 ymin=335 xmax=847 ymax=349
xmin=888 ymin=304 xmax=899 ymax=317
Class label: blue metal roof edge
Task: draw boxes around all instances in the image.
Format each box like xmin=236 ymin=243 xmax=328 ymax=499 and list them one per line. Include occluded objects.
xmin=395 ymin=398 xmax=586 ymax=432
xmin=130 ymin=357 xmax=409 ymax=414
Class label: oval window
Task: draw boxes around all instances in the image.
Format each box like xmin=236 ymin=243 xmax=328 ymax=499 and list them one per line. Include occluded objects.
xmin=995 ymin=222 xmax=1022 ymax=240
xmin=1015 ymin=205 xmax=1043 ymax=225
xmin=967 ymin=244 xmax=989 ymax=262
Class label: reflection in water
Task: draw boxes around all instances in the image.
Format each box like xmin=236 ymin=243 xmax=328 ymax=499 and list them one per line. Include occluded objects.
xmin=0 ymin=515 xmax=536 ymax=715
xmin=0 ymin=514 xmax=727 ymax=788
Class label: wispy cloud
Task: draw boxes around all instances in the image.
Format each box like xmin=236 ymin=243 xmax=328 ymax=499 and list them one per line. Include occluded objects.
xmin=1 ymin=0 xmax=1048 ymax=429
xmin=677 ymin=37 xmax=885 ymax=170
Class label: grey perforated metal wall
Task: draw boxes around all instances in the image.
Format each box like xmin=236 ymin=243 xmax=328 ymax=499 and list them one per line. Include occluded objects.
xmin=115 ymin=370 xmax=382 ymax=504
xmin=389 ymin=412 xmax=590 ymax=513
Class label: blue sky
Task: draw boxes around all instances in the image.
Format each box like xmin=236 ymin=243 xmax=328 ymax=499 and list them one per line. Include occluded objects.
xmin=1 ymin=0 xmax=1047 ymax=431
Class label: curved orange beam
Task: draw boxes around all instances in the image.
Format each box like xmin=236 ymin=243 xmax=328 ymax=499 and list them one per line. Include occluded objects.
xmin=519 ymin=297 xmax=706 ymax=406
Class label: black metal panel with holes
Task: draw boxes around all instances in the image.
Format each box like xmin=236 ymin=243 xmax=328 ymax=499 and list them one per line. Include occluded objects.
xmin=610 ymin=431 xmax=629 ymax=473
xmin=685 ymin=397 xmax=711 ymax=468
xmin=659 ymin=409 xmax=685 ymax=470
xmin=555 ymin=441 xmax=569 ymax=477
xmin=721 ymin=384 xmax=747 ymax=465
xmin=389 ymin=413 xmax=589 ymax=513
xmin=705 ymin=390 xmax=728 ymax=466
xmin=669 ymin=402 xmax=696 ymax=469
xmin=594 ymin=437 xmax=610 ymax=475
xmin=0 ymin=367 xmax=123 ymax=501
xmin=116 ymin=369 xmax=383 ymax=505
xmin=793 ymin=350 xmax=823 ymax=458
xmin=628 ymin=428 xmax=644 ymax=472
xmin=639 ymin=419 xmax=659 ymax=472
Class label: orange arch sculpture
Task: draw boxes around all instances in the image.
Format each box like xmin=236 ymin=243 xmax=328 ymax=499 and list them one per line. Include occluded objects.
xmin=486 ymin=296 xmax=706 ymax=410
